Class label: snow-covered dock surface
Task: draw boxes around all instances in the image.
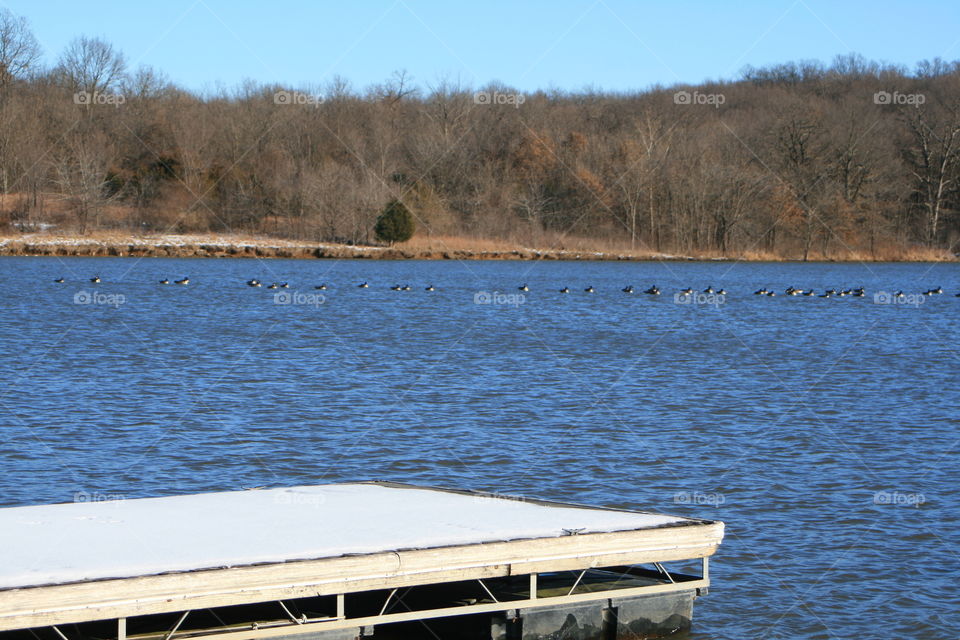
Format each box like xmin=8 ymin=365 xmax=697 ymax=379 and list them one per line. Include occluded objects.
xmin=0 ymin=483 xmax=701 ymax=591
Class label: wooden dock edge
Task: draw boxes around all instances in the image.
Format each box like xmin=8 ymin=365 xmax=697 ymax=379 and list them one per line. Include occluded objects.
xmin=0 ymin=522 xmax=723 ymax=631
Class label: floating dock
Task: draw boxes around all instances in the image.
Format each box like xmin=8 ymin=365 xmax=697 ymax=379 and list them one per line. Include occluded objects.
xmin=0 ymin=482 xmax=724 ymax=639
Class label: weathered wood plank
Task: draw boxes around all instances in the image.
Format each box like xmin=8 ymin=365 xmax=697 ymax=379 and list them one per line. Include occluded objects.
xmin=0 ymin=523 xmax=722 ymax=631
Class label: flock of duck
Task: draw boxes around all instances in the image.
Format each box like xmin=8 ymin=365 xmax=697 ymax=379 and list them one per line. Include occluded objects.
xmin=752 ymin=285 xmax=952 ymax=298
xmin=55 ymin=275 xmax=191 ymax=285
xmin=56 ymin=277 xmax=959 ymax=298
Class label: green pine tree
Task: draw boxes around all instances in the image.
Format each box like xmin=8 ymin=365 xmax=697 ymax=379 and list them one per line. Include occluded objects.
xmin=374 ymin=199 xmax=416 ymax=245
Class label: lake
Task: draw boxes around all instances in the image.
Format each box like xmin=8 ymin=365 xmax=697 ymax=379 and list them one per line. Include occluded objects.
xmin=0 ymin=256 xmax=957 ymax=639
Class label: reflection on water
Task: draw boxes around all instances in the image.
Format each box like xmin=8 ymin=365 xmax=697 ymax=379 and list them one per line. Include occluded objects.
xmin=0 ymin=257 xmax=958 ymax=638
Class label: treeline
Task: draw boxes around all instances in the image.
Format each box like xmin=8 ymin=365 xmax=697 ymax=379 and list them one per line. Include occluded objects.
xmin=0 ymin=8 xmax=959 ymax=259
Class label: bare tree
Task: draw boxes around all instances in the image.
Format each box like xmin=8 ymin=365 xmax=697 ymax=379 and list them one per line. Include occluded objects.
xmin=0 ymin=9 xmax=40 ymax=90
xmin=56 ymin=36 xmax=126 ymax=97
xmin=901 ymin=104 xmax=960 ymax=245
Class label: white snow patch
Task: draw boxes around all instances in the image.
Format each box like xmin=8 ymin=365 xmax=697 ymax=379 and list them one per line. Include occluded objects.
xmin=0 ymin=483 xmax=689 ymax=589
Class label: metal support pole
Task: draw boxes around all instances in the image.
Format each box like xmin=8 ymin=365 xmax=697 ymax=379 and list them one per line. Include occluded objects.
xmin=336 ymin=593 xmax=345 ymax=619
xmin=278 ymin=601 xmax=304 ymax=624
xmin=529 ymin=573 xmax=538 ymax=600
xmin=653 ymin=562 xmax=675 ymax=583
xmin=117 ymin=618 xmax=127 ymax=640
xmin=567 ymin=569 xmax=587 ymax=596
xmin=163 ymin=610 xmax=190 ymax=640
xmin=477 ymin=579 xmax=499 ymax=603
xmin=378 ymin=588 xmax=398 ymax=616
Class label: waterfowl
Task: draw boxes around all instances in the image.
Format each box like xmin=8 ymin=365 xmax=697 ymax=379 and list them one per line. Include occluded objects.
xmin=518 ymin=284 xmax=529 ymax=291
xmin=622 ymin=285 xmax=634 ymax=293
xmin=932 ymin=286 xmax=943 ymax=294
xmin=717 ymin=289 xmax=727 ymax=295
xmin=584 ymin=286 xmax=595 ymax=293
xmin=175 ymin=277 xmax=189 ymax=285
xmin=703 ymin=286 xmax=714 ymax=294
xmin=766 ymin=291 xmax=776 ymax=297
xmin=315 ymin=284 xmax=328 ymax=290
xmin=402 ymin=285 xmax=411 ymax=291
xmin=425 ymin=285 xmax=435 ymax=291
xmin=559 ymin=287 xmax=570 ymax=293
xmin=358 ymin=282 xmax=368 ymax=288
xmin=852 ymin=289 xmax=865 ymax=297
xmin=390 ymin=284 xmax=402 ymax=291
xmin=246 ymin=279 xmax=261 ymax=287
xmin=54 ymin=277 xmax=64 ymax=283
xmin=159 ymin=278 xmax=170 ymax=285
xmin=268 ymin=283 xmax=279 ymax=289
xmin=894 ymin=290 xmax=905 ymax=298
xmin=802 ymin=289 xmax=815 ymax=296
xmin=786 ymin=287 xmax=799 ymax=296
xmin=818 ymin=291 xmax=831 ymax=298
xmin=644 ymin=285 xmax=660 ymax=295
xmin=279 ymin=282 xmax=289 ymax=288
xmin=754 ymin=288 xmax=767 ymax=295
xmin=90 ymin=276 xmax=101 ymax=284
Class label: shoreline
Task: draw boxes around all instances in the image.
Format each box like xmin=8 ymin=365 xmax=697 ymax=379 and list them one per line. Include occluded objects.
xmin=0 ymin=233 xmax=955 ymax=262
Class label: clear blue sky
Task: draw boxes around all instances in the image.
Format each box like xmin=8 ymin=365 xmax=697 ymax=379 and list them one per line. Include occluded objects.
xmin=8 ymin=0 xmax=960 ymax=93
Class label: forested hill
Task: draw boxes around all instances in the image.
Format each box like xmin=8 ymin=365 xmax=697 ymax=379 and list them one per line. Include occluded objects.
xmin=0 ymin=8 xmax=958 ymax=260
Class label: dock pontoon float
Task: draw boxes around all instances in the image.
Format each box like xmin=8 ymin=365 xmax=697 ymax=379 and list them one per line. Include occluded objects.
xmin=0 ymin=482 xmax=724 ymax=639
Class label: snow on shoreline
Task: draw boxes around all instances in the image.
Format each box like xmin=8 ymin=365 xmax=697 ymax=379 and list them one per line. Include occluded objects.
xmin=0 ymin=233 xmax=699 ymax=261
